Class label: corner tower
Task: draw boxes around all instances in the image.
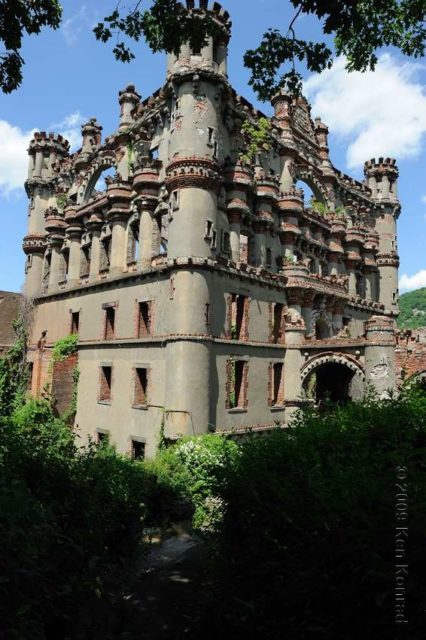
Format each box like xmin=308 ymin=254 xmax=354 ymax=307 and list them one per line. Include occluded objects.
xmin=23 ymin=133 xmax=70 ymax=298
xmin=164 ymin=1 xmax=231 ymax=438
xmin=364 ymin=157 xmax=400 ymax=315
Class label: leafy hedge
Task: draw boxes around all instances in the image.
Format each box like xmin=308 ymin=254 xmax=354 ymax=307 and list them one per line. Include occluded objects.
xmin=0 ymin=400 xmax=173 ymax=639
xmin=211 ymin=388 xmax=426 ymax=638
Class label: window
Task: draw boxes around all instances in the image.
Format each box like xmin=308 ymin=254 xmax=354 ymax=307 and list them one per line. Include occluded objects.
xmin=99 ymin=366 xmax=112 ymax=402
xmin=270 ymin=363 xmax=284 ymax=406
xmin=127 ymin=222 xmax=140 ymax=265
xmin=137 ymin=301 xmax=152 ymax=338
xmin=131 ymin=439 xmax=146 ymax=460
xmin=227 ymin=359 xmax=248 ymax=409
xmin=61 ymin=249 xmax=69 ymax=282
xmin=80 ymin=245 xmax=91 ymax=278
xmin=133 ymin=368 xmax=148 ymax=407
xmin=222 ymin=231 xmax=231 ymax=254
xmin=266 ymin=248 xmax=272 ymax=269
xmin=191 ymin=45 xmax=202 ymax=56
xmin=230 ymin=294 xmax=248 ymax=340
xmin=70 ymin=311 xmax=79 ymax=334
xmin=104 ymin=306 xmax=115 ymax=340
xmin=271 ymin=303 xmax=284 ymax=344
xmin=97 ymin=430 xmax=109 ymax=444
xmin=150 ymin=146 xmax=159 ymax=160
xmin=42 ymin=252 xmax=51 ymax=286
xmin=100 ymin=236 xmax=111 ymax=272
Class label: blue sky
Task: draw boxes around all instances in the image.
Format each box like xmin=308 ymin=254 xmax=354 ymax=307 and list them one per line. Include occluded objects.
xmin=0 ymin=0 xmax=425 ymax=293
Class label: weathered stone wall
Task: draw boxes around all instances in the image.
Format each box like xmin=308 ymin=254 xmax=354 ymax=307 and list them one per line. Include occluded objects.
xmin=51 ymin=353 xmax=78 ymax=419
xmin=395 ymin=329 xmax=426 ymax=385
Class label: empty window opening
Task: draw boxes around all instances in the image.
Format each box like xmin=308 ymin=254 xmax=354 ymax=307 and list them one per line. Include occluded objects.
xmin=137 ymin=302 xmax=152 ymax=338
xmin=229 ymin=360 xmax=248 ymax=409
xmin=191 ymin=44 xmax=202 ymax=56
xmin=100 ymin=237 xmax=111 ymax=271
xmin=61 ymin=249 xmax=69 ymax=281
xmin=150 ymin=146 xmax=159 ymax=160
xmin=272 ymin=303 xmax=284 ymax=343
xmin=131 ymin=439 xmax=146 ymax=460
xmin=266 ymin=248 xmax=272 ymax=269
xmin=127 ymin=222 xmax=140 ymax=265
xmin=42 ymin=252 xmax=51 ymax=286
xmin=230 ymin=294 xmax=248 ymax=340
xmin=99 ymin=366 xmax=112 ymax=402
xmin=222 ymin=231 xmax=231 ymax=254
xmin=134 ymin=368 xmax=148 ymax=406
xmin=104 ymin=307 xmax=115 ymax=340
xmin=272 ymin=363 xmax=284 ymax=406
xmin=97 ymin=430 xmax=109 ymax=444
xmin=80 ymin=245 xmax=91 ymax=278
xmin=70 ymin=311 xmax=79 ymax=334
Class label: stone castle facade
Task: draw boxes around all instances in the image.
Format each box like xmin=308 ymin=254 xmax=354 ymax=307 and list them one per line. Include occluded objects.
xmin=23 ymin=1 xmax=402 ymax=458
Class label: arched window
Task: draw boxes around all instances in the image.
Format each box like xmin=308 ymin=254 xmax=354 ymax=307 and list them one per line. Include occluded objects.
xmin=82 ymin=165 xmax=116 ymax=203
xmin=315 ymin=316 xmax=331 ymax=339
xmin=42 ymin=251 xmax=51 ymax=287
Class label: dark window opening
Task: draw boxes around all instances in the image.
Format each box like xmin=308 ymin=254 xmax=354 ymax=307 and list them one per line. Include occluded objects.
xmin=104 ymin=307 xmax=115 ymax=340
xmin=191 ymin=45 xmax=202 ymax=56
xmin=100 ymin=237 xmax=111 ymax=271
xmin=99 ymin=366 xmax=112 ymax=402
xmin=272 ymin=363 xmax=284 ymax=406
xmin=272 ymin=303 xmax=284 ymax=343
xmin=97 ymin=430 xmax=109 ymax=444
xmin=222 ymin=231 xmax=231 ymax=254
xmin=80 ymin=246 xmax=91 ymax=278
xmin=134 ymin=368 xmax=148 ymax=406
xmin=127 ymin=223 xmax=140 ymax=265
xmin=229 ymin=360 xmax=247 ymax=409
xmin=150 ymin=146 xmax=159 ymax=160
xmin=131 ymin=440 xmax=145 ymax=460
xmin=266 ymin=248 xmax=272 ymax=268
xmin=70 ymin=312 xmax=79 ymax=334
xmin=230 ymin=294 xmax=248 ymax=340
xmin=305 ymin=363 xmax=355 ymax=408
xmin=315 ymin=318 xmax=330 ymax=340
xmin=138 ymin=302 xmax=152 ymax=338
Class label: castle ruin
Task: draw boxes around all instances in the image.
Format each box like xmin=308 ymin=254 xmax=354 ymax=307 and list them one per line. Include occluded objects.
xmin=23 ymin=1 xmax=402 ymax=458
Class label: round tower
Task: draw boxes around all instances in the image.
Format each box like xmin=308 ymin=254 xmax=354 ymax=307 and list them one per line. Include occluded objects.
xmin=164 ymin=1 xmax=231 ymax=438
xmin=364 ymin=157 xmax=400 ymax=314
xmin=364 ymin=316 xmax=397 ymax=397
xmin=24 ymin=132 xmax=69 ymax=298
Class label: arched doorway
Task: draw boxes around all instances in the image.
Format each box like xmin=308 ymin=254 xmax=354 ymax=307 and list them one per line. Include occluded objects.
xmin=302 ymin=353 xmax=365 ymax=406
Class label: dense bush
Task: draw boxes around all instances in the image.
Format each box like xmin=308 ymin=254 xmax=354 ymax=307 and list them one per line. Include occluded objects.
xmin=148 ymin=435 xmax=240 ymax=532
xmin=0 ymin=399 xmax=172 ymax=640
xmin=211 ymin=388 xmax=426 ymax=638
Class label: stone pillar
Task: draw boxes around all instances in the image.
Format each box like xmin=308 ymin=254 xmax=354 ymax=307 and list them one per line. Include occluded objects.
xmin=139 ymin=204 xmax=154 ymax=270
xmin=48 ymin=239 xmax=63 ymax=291
xmin=253 ymin=221 xmax=267 ymax=267
xmin=365 ymin=316 xmax=397 ymax=398
xmin=118 ymin=84 xmax=141 ymax=129
xmin=110 ymin=216 xmax=127 ymax=276
xmin=34 ymin=151 xmax=43 ymax=179
xmin=283 ymin=318 xmax=305 ymax=424
xmin=89 ymin=223 xmax=102 ymax=281
xmin=67 ymin=227 xmax=82 ymax=286
xmin=345 ymin=260 xmax=357 ymax=295
xmin=228 ymin=211 xmax=241 ymax=264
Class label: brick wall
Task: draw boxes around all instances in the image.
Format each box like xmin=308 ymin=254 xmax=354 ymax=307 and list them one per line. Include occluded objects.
xmin=395 ymin=329 xmax=426 ymax=384
xmin=51 ymin=353 xmax=78 ymax=420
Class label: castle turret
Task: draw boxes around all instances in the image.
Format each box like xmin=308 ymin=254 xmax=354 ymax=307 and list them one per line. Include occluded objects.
xmin=164 ymin=1 xmax=231 ymax=438
xmin=364 ymin=157 xmax=400 ymax=314
xmin=24 ymin=132 xmax=69 ymax=298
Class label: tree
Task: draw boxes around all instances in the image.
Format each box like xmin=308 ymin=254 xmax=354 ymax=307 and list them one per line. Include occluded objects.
xmin=0 ymin=0 xmax=424 ymax=98
xmin=0 ymin=0 xmax=62 ymax=93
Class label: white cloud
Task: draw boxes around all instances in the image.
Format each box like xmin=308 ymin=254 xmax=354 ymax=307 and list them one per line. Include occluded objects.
xmin=400 ymin=270 xmax=426 ymax=292
xmin=422 ymin=195 xmax=426 ymax=204
xmin=50 ymin=111 xmax=86 ymax=151
xmin=304 ymin=54 xmax=426 ymax=170
xmin=0 ymin=121 xmax=36 ymax=196
xmin=62 ymin=6 xmax=88 ymax=46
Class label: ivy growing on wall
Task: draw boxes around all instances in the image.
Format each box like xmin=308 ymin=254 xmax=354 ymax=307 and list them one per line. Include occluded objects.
xmin=239 ymin=117 xmax=272 ymax=164
xmin=52 ymin=334 xmax=79 ymax=363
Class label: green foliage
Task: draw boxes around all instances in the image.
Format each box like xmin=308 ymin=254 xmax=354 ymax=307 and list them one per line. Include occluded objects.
xmin=308 ymin=197 xmax=329 ymax=215
xmin=55 ymin=194 xmax=68 ymax=210
xmin=51 ymin=333 xmax=79 ymax=362
xmin=239 ymin=117 xmax=272 ymax=164
xmin=398 ymin=287 xmax=426 ymax=329
xmin=148 ymin=435 xmax=240 ymax=533
xmin=0 ymin=0 xmax=62 ymax=92
xmin=0 ymin=398 xmax=171 ymax=639
xmin=213 ymin=389 xmax=426 ymax=636
xmin=0 ymin=315 xmax=29 ymax=418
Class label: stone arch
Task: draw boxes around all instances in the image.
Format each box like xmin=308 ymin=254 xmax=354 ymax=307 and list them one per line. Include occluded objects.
xmin=78 ymin=152 xmax=117 ymax=204
xmin=302 ymin=352 xmax=365 ymax=404
xmin=294 ymin=168 xmax=330 ymax=206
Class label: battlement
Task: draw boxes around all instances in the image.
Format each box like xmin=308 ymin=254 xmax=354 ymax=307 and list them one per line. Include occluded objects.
xmin=364 ymin=157 xmax=399 ymax=178
xmin=29 ymin=131 xmax=70 ymax=154
xmin=181 ymin=1 xmax=232 ymax=30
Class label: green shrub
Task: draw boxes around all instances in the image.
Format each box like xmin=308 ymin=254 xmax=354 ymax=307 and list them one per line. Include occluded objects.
xmin=149 ymin=434 xmax=240 ymax=532
xmin=51 ymin=333 xmax=79 ymax=362
xmin=213 ymin=388 xmax=426 ymax=638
